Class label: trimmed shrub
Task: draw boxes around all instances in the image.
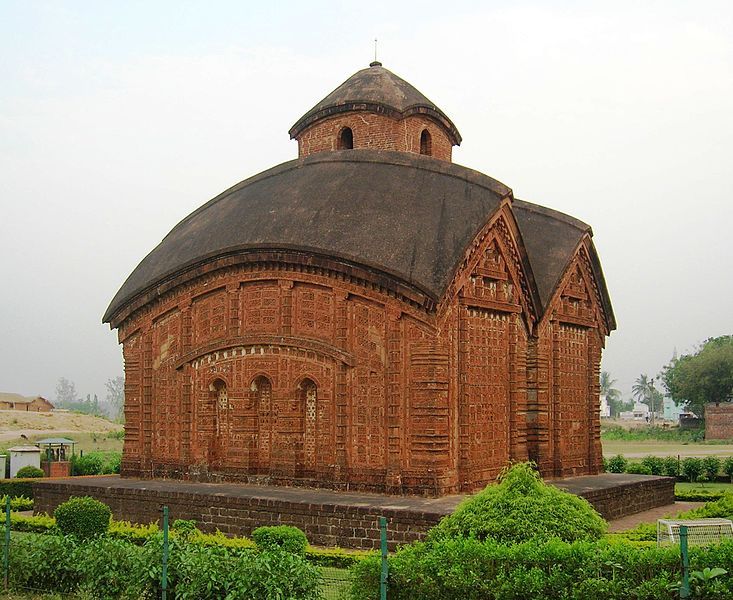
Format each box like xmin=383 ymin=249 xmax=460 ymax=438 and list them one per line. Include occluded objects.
xmin=662 ymin=456 xmax=680 ymax=478
xmin=606 ymin=455 xmax=627 ymax=474
xmin=0 ymin=479 xmax=35 ymax=499
xmin=702 ymin=456 xmax=722 ymax=481
xmin=724 ymin=457 xmax=733 ymax=482
xmin=15 ymin=465 xmax=43 ymax=478
xmin=428 ymin=462 xmax=606 ymax=544
xmin=350 ymin=537 xmax=691 ymax=600
xmin=682 ymin=457 xmax=704 ymax=482
xmin=640 ymin=456 xmax=664 ymax=476
xmin=54 ymin=496 xmax=111 ymax=539
xmin=252 ymin=525 xmax=308 ymax=555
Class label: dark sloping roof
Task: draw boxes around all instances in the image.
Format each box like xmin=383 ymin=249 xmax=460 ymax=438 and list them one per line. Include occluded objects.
xmin=289 ymin=64 xmax=462 ymax=145
xmin=104 ymin=150 xmax=511 ymax=324
xmin=513 ymin=199 xmax=616 ymax=330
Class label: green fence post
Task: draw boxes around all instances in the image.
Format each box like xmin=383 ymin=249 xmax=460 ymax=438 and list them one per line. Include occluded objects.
xmin=161 ymin=506 xmax=169 ymax=600
xmin=680 ymin=524 xmax=690 ymax=599
xmin=3 ymin=495 xmax=10 ymax=591
xmin=379 ymin=516 xmax=388 ymax=600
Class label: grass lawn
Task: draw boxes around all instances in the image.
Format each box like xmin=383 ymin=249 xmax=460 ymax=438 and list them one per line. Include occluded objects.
xmin=675 ymin=482 xmax=733 ymax=493
xmin=603 ymin=439 xmax=733 ymax=459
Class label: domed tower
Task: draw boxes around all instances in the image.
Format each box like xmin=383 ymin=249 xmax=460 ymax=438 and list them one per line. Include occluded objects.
xmin=289 ymin=62 xmax=461 ymax=161
xmin=104 ymin=63 xmax=615 ymax=496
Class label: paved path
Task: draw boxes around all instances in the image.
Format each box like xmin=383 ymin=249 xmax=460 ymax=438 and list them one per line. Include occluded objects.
xmin=607 ymin=501 xmax=704 ymax=532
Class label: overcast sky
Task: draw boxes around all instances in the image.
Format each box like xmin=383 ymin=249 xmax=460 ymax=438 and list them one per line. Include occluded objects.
xmin=1 ymin=1 xmax=731 ymax=403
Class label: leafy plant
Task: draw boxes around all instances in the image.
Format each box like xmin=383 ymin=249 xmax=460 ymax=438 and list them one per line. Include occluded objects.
xmin=702 ymin=456 xmax=722 ymax=481
xmin=606 ymin=455 xmax=628 ymax=473
xmin=252 ymin=525 xmax=309 ymax=555
xmin=662 ymin=456 xmax=680 ymax=478
xmin=682 ymin=457 xmax=705 ymax=482
xmin=428 ymin=462 xmax=606 ymax=544
xmin=172 ymin=518 xmax=198 ymax=540
xmin=54 ymin=496 xmax=111 ymax=540
xmin=626 ymin=463 xmax=653 ymax=475
xmin=15 ymin=465 xmax=44 ymax=478
xmin=640 ymin=456 xmax=664 ymax=476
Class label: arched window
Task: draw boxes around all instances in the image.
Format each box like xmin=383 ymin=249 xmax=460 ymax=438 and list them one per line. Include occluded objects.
xmin=338 ymin=127 xmax=354 ymax=150
xmin=420 ymin=129 xmax=432 ymax=156
xmin=298 ymin=379 xmax=317 ymax=467
xmin=212 ymin=379 xmax=228 ymax=410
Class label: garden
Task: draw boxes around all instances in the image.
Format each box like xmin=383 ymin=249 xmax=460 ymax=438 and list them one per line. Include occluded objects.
xmin=5 ymin=463 xmax=733 ymax=598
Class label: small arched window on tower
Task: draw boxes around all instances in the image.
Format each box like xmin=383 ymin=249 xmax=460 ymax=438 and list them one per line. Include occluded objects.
xmin=338 ymin=127 xmax=354 ymax=150
xmin=420 ymin=129 xmax=432 ymax=156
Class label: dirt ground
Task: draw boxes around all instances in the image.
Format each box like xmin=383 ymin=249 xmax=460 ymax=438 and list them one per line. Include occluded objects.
xmin=0 ymin=410 xmax=123 ymax=453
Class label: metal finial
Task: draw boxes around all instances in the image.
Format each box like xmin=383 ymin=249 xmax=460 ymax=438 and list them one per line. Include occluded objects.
xmin=370 ymin=38 xmax=382 ymax=67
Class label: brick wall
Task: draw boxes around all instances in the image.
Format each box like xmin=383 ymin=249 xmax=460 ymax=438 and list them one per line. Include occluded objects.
xmin=33 ymin=474 xmax=675 ymax=549
xmin=296 ymin=113 xmax=453 ymax=161
xmin=114 ymin=217 xmax=608 ymax=496
xmin=706 ymin=403 xmax=733 ymax=439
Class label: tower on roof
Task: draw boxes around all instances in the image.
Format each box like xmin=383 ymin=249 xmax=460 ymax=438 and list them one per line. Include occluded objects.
xmin=289 ymin=64 xmax=461 ymax=161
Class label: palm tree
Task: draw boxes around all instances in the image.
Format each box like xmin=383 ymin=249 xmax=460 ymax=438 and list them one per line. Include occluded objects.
xmin=600 ymin=371 xmax=622 ymax=417
xmin=632 ymin=374 xmax=659 ymax=425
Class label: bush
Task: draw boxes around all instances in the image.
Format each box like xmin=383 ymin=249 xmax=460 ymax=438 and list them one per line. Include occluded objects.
xmin=8 ymin=533 xmax=79 ymax=593
xmin=703 ymin=456 xmax=722 ymax=480
xmin=74 ymin=536 xmax=145 ymax=600
xmin=350 ymin=537 xmax=690 ymax=600
xmin=640 ymin=456 xmax=664 ymax=476
xmin=662 ymin=456 xmax=680 ymax=478
xmin=15 ymin=465 xmax=43 ymax=478
xmin=71 ymin=453 xmax=105 ymax=476
xmin=54 ymin=496 xmax=111 ymax=539
xmin=252 ymin=525 xmax=309 ymax=555
xmin=626 ymin=463 xmax=653 ymax=475
xmin=0 ymin=479 xmax=35 ymax=499
xmin=428 ymin=463 xmax=606 ymax=545
xmin=682 ymin=457 xmax=704 ymax=482
xmin=724 ymin=457 xmax=733 ymax=482
xmin=0 ymin=495 xmax=33 ymax=511
xmin=606 ymin=455 xmax=627 ymax=473
xmin=141 ymin=532 xmax=320 ymax=600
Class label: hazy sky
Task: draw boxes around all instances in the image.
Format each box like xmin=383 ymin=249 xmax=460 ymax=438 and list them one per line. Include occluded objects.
xmin=1 ymin=1 xmax=731 ymax=403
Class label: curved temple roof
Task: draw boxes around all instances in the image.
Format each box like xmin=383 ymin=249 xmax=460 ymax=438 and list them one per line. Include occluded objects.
xmin=104 ymin=150 xmax=614 ymax=330
xmin=289 ymin=65 xmax=462 ymax=145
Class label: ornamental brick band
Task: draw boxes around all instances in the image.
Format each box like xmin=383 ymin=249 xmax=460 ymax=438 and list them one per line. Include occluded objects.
xmin=33 ymin=474 xmax=674 ymax=550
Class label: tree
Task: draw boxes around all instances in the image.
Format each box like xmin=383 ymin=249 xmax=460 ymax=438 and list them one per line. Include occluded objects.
xmin=632 ymin=374 xmax=662 ymax=425
xmin=662 ymin=336 xmax=733 ymax=418
xmin=105 ymin=376 xmax=125 ymax=421
xmin=600 ymin=371 xmax=623 ymax=417
xmin=55 ymin=377 xmax=78 ymax=406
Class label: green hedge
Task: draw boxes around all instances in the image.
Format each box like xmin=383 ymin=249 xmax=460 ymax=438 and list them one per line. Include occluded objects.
xmin=7 ymin=531 xmax=321 ymax=600
xmin=9 ymin=512 xmax=366 ymax=567
xmin=350 ymin=537 xmax=733 ymax=600
xmin=0 ymin=479 xmax=36 ymax=499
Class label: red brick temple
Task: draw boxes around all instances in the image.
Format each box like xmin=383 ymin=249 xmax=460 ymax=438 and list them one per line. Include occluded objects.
xmin=104 ymin=62 xmax=616 ymax=496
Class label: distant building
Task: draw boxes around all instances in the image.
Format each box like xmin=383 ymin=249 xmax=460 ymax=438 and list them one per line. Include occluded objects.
xmin=663 ymin=397 xmax=686 ymax=421
xmin=620 ymin=402 xmax=650 ymax=420
xmin=0 ymin=392 xmax=54 ymax=412
xmin=600 ymin=395 xmax=610 ymax=418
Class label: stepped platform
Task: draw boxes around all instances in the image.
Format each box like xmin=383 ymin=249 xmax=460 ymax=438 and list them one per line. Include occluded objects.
xmin=33 ymin=473 xmax=674 ymax=550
